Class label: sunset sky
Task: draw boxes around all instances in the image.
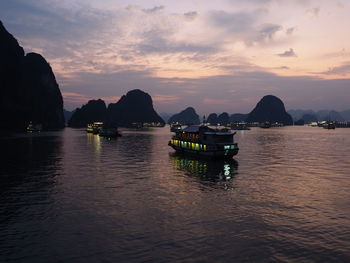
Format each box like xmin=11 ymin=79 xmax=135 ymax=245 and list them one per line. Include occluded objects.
xmin=1 ymin=0 xmax=350 ymax=114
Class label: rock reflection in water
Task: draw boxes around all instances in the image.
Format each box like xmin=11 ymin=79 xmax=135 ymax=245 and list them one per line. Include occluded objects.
xmin=170 ymin=153 xmax=238 ymax=183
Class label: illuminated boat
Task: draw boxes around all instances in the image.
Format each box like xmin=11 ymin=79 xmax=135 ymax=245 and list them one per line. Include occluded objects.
xmin=231 ymin=122 xmax=250 ymax=130
xmin=170 ymin=123 xmax=182 ymax=132
xmin=168 ymin=125 xmax=239 ymax=159
xmin=86 ymin=122 xmax=103 ymax=134
xmin=27 ymin=122 xmax=42 ymax=132
xmin=323 ymin=121 xmax=336 ymax=129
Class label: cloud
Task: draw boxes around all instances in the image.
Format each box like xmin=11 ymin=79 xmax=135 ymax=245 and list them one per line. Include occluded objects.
xmin=258 ymin=24 xmax=282 ymax=40
xmin=277 ymin=48 xmax=297 ymax=57
xmin=286 ymin=27 xmax=296 ymax=35
xmin=307 ymin=7 xmax=320 ymax=16
xmin=2 ymin=0 xmax=349 ymax=114
xmin=59 ymin=67 xmax=350 ymax=113
xmin=184 ymin=11 xmax=198 ymax=21
xmin=153 ymin=94 xmax=180 ymax=103
xmin=321 ymin=63 xmax=350 ymax=76
xmin=62 ymin=92 xmax=93 ymax=104
xmin=202 ymin=98 xmax=230 ymax=105
xmin=142 ymin=6 xmax=165 ymax=13
xmin=208 ymin=10 xmax=257 ymax=34
xmin=137 ymin=29 xmax=216 ymax=54
xmin=206 ymin=10 xmax=284 ymax=45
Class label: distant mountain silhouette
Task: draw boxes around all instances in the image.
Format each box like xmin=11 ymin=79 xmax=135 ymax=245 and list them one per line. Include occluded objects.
xmin=107 ymin=89 xmax=164 ymax=126
xmin=217 ymin=112 xmax=229 ymax=125
xmin=246 ymin=95 xmax=293 ymax=125
xmin=159 ymin=112 xmax=173 ymax=123
xmin=0 ymin=21 xmax=64 ymax=131
xmin=207 ymin=113 xmax=218 ymax=125
xmin=294 ymin=119 xmax=305 ymax=126
xmin=68 ymin=99 xmax=107 ymax=128
xmin=229 ymin=113 xmax=248 ymax=122
xmin=340 ymin=110 xmax=350 ymax=121
xmin=300 ymin=113 xmax=318 ymax=124
xmin=288 ymin=109 xmax=349 ymax=122
xmin=206 ymin=112 xmax=230 ymax=125
xmin=63 ymin=109 xmax=74 ymax=124
xmin=168 ymin=107 xmax=200 ymax=125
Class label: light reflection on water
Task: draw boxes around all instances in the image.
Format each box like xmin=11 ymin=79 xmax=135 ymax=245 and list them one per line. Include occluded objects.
xmin=0 ymin=126 xmax=350 ymax=262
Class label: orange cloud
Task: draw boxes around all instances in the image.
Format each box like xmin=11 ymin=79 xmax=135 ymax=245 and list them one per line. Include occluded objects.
xmin=62 ymin=92 xmax=92 ymax=103
xmin=153 ymin=94 xmax=180 ymax=104
xmin=62 ymin=92 xmax=121 ymax=105
xmin=202 ymin=98 xmax=229 ymax=105
xmin=240 ymin=97 xmax=258 ymax=104
xmin=100 ymin=96 xmax=121 ymax=103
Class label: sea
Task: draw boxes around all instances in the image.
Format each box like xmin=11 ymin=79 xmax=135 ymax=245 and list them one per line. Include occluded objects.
xmin=1 ymin=126 xmax=349 ymax=262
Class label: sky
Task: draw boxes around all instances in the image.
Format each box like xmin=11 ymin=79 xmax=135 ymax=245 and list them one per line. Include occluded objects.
xmin=1 ymin=0 xmax=350 ymax=114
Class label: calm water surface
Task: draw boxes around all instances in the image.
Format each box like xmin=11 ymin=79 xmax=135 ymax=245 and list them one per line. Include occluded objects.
xmin=1 ymin=126 xmax=350 ymax=262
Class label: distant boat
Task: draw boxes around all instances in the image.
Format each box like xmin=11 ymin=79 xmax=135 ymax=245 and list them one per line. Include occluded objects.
xmin=259 ymin=122 xmax=271 ymax=128
xmin=170 ymin=123 xmax=182 ymax=132
xmin=271 ymin=122 xmax=284 ymax=127
xmin=231 ymin=122 xmax=250 ymax=130
xmin=86 ymin=122 xmax=103 ymax=134
xmin=27 ymin=122 xmax=42 ymax=133
xmin=168 ymin=125 xmax=239 ymax=159
xmin=99 ymin=127 xmax=122 ymax=138
xmin=323 ymin=121 xmax=336 ymax=129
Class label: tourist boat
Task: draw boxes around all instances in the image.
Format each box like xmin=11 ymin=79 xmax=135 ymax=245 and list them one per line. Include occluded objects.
xmin=231 ymin=122 xmax=250 ymax=130
xmin=99 ymin=127 xmax=122 ymax=138
xmin=271 ymin=122 xmax=284 ymax=127
xmin=86 ymin=122 xmax=103 ymax=134
xmin=168 ymin=125 xmax=239 ymax=159
xmin=27 ymin=122 xmax=42 ymax=132
xmin=259 ymin=122 xmax=271 ymax=128
xmin=323 ymin=121 xmax=336 ymax=129
xmin=170 ymin=123 xmax=182 ymax=132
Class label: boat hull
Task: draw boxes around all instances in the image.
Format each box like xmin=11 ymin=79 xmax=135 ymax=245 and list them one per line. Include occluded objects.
xmin=168 ymin=143 xmax=239 ymax=159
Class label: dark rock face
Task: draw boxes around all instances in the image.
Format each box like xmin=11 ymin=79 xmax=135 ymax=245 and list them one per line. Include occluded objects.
xmin=246 ymin=95 xmax=293 ymax=125
xmin=207 ymin=113 xmax=218 ymax=125
xmin=168 ymin=107 xmax=200 ymax=125
xmin=229 ymin=113 xmax=248 ymax=122
xmin=0 ymin=21 xmax=64 ymax=131
xmin=207 ymin=112 xmax=230 ymax=125
xmin=217 ymin=112 xmax=229 ymax=125
xmin=321 ymin=110 xmax=344 ymax=122
xmin=68 ymin=99 xmax=107 ymax=128
xmin=294 ymin=119 xmax=305 ymax=126
xmin=107 ymin=89 xmax=164 ymax=126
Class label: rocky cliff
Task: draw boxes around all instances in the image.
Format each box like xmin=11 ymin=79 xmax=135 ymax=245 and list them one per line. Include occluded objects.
xmin=68 ymin=99 xmax=107 ymax=128
xmin=0 ymin=21 xmax=64 ymax=131
xmin=246 ymin=95 xmax=293 ymax=125
xmin=168 ymin=107 xmax=200 ymax=125
xmin=107 ymin=89 xmax=164 ymax=126
xmin=206 ymin=112 xmax=230 ymax=125
xmin=207 ymin=113 xmax=218 ymax=125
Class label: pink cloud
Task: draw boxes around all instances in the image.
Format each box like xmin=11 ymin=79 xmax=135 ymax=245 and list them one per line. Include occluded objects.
xmin=240 ymin=97 xmax=258 ymax=104
xmin=62 ymin=92 xmax=92 ymax=103
xmin=100 ymin=96 xmax=121 ymax=103
xmin=153 ymin=94 xmax=179 ymax=104
xmin=202 ymin=98 xmax=229 ymax=105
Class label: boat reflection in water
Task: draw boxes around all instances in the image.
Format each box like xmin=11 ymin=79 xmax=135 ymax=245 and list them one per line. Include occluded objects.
xmin=170 ymin=153 xmax=238 ymax=184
